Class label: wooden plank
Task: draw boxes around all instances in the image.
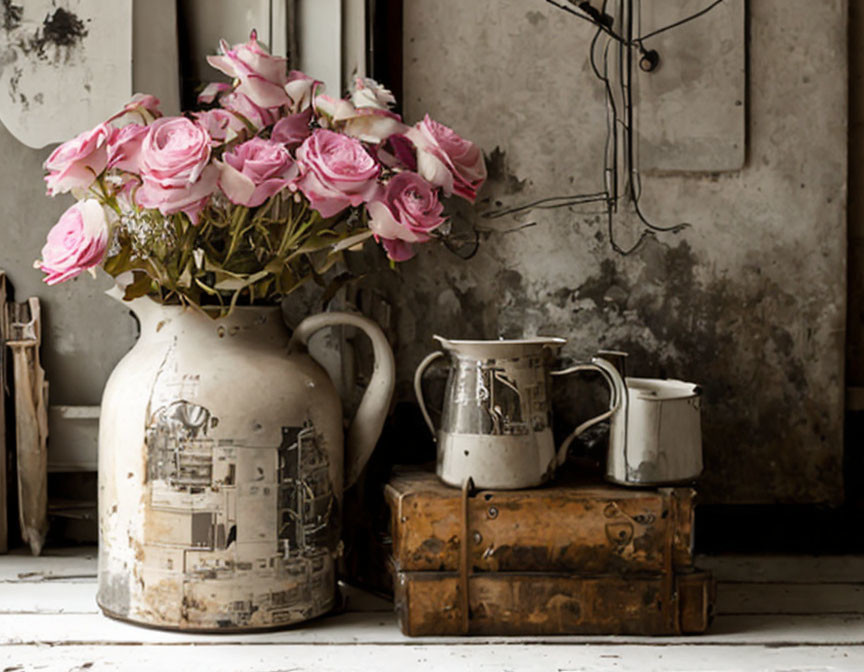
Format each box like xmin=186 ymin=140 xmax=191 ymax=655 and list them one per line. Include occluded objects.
xmin=0 ymin=582 xmax=97 ymax=613
xmin=2 ymin=644 xmax=864 ymax=672
xmin=0 ymin=271 xmax=6 ymax=555
xmin=1 ymin=613 xmax=864 ymax=647
xmin=697 ymin=555 xmax=864 ymax=583
xmin=6 ymin=298 xmax=49 ymax=556
xmin=0 ymin=545 xmax=96 ymax=581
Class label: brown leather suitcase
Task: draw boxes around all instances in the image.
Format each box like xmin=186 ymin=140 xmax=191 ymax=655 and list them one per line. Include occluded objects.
xmin=383 ymin=469 xmax=714 ymax=636
xmin=385 ymin=469 xmax=696 ymax=575
xmin=393 ymin=568 xmax=715 ymax=636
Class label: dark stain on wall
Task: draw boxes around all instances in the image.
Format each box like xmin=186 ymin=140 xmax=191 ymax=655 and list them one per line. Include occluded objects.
xmin=555 ymin=239 xmax=842 ymax=504
xmin=31 ymin=7 xmax=89 ymax=61
xmin=484 ymin=147 xmax=528 ymax=200
xmin=1 ymin=5 xmax=89 ymax=66
xmin=39 ymin=7 xmax=87 ymax=49
xmin=0 ymin=4 xmax=91 ymax=111
xmin=2 ymin=0 xmax=22 ymax=32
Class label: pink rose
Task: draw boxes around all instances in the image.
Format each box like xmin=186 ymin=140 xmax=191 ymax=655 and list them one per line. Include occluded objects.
xmin=44 ymin=123 xmax=111 ymax=195
xmin=314 ymin=94 xmax=356 ymax=123
xmin=135 ymin=117 xmax=218 ymax=223
xmin=407 ymin=115 xmax=486 ymax=202
xmin=271 ymin=108 xmax=313 ymax=148
xmin=366 ymin=172 xmax=445 ymax=245
xmin=380 ymin=237 xmax=416 ymax=262
xmin=192 ymin=108 xmax=248 ymax=145
xmin=221 ymin=91 xmax=276 ymax=130
xmin=38 ymin=200 xmax=109 ymax=285
xmin=219 ymin=137 xmax=298 ymax=207
xmin=207 ymin=30 xmax=290 ymax=109
xmin=107 ymin=93 xmax=162 ymax=126
xmin=342 ymin=108 xmax=408 ymax=144
xmin=376 ymin=134 xmax=417 ymax=171
xmin=295 ymin=129 xmax=380 ymax=218
xmin=315 ymin=94 xmax=407 ymax=144
xmin=197 ymin=82 xmax=232 ymax=105
xmin=285 ymin=71 xmax=321 ymax=113
xmin=106 ymin=123 xmax=147 ymax=173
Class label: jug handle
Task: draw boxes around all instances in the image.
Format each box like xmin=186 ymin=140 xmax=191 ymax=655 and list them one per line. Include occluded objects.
xmin=288 ymin=312 xmax=395 ymax=490
xmin=414 ymin=351 xmax=445 ymax=440
xmin=550 ymin=357 xmax=625 ymax=466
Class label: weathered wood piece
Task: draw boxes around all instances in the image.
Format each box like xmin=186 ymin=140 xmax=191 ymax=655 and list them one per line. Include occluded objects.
xmin=2 ymin=610 xmax=864 ymax=647
xmin=0 ymin=272 xmax=7 ymax=554
xmin=2 ymin=643 xmax=863 ymax=672
xmin=385 ymin=470 xmax=695 ymax=574
xmin=5 ymin=298 xmax=49 ymax=556
xmin=393 ymin=568 xmax=715 ymax=637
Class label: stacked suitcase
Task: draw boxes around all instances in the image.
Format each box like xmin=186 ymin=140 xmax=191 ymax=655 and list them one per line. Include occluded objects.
xmin=383 ymin=468 xmax=714 ymax=636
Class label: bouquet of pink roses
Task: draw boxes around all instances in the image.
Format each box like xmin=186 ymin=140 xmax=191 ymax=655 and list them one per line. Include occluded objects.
xmin=37 ymin=31 xmax=486 ymax=314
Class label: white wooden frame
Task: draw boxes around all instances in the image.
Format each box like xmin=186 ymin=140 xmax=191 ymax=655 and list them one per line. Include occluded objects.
xmin=290 ymin=0 xmax=367 ymax=95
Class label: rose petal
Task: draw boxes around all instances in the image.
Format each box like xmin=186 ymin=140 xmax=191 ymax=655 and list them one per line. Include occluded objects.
xmin=218 ymin=160 xmax=257 ymax=206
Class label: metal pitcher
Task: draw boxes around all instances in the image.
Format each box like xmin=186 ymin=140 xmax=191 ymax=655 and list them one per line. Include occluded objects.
xmin=555 ymin=353 xmax=703 ymax=486
xmin=414 ymin=336 xmax=620 ymax=489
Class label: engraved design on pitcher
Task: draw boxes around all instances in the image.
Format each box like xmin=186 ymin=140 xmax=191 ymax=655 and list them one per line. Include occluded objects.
xmin=486 ymin=367 xmax=528 ymax=436
xmin=443 ymin=356 xmax=549 ymax=437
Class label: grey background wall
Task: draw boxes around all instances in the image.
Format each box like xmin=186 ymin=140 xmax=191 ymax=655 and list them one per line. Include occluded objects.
xmin=0 ymin=1 xmax=849 ymax=507
xmin=360 ymin=0 xmax=848 ymax=505
xmin=0 ymin=126 xmax=136 ymax=407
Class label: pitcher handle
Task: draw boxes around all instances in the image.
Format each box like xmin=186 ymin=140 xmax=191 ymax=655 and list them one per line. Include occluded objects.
xmin=288 ymin=311 xmax=395 ymax=490
xmin=414 ymin=351 xmax=445 ymax=440
xmin=550 ymin=357 xmax=626 ymax=466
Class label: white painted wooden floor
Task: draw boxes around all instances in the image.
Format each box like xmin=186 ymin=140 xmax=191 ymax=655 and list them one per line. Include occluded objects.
xmin=1 ymin=548 xmax=863 ymax=671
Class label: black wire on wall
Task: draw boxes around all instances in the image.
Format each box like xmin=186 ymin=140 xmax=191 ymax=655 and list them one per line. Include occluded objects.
xmin=482 ymin=0 xmax=726 ymax=256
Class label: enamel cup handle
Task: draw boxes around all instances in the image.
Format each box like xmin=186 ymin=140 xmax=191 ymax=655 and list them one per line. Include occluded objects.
xmin=550 ymin=358 xmax=624 ymax=466
xmin=413 ymin=351 xmax=445 ymax=440
xmin=288 ymin=311 xmax=395 ymax=490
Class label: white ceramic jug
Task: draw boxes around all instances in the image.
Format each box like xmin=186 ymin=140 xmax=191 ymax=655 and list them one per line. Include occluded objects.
xmin=554 ymin=355 xmax=703 ymax=486
xmin=97 ymin=294 xmax=394 ymax=631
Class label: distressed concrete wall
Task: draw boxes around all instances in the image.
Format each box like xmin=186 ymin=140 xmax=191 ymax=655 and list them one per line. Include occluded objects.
xmin=369 ymin=0 xmax=847 ymax=504
xmin=0 ymin=123 xmax=135 ymax=406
